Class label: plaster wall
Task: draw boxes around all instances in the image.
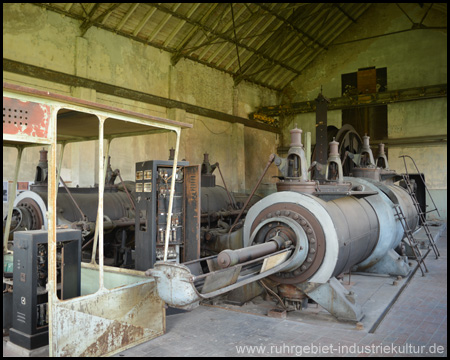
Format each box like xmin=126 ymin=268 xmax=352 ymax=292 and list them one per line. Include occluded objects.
xmin=281 ymin=3 xmax=447 ymax=219
xmin=3 ymin=3 xmax=279 ymax=217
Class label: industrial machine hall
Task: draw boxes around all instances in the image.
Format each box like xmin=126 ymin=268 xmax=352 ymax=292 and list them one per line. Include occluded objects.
xmin=2 ymin=3 xmax=447 ymax=357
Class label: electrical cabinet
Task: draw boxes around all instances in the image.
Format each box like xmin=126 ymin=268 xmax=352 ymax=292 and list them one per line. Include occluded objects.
xmin=134 ymin=160 xmax=200 ymax=271
xmin=9 ymin=229 xmax=81 ymax=350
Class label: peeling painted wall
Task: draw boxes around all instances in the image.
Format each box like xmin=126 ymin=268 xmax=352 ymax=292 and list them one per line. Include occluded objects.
xmin=3 ymin=3 xmax=279 ymax=217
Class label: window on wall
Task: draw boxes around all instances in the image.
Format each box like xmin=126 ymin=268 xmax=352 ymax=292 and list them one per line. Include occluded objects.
xmin=341 ymin=67 xmax=388 ymax=155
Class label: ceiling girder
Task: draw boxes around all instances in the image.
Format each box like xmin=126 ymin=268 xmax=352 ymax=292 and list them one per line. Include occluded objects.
xmin=79 ymin=3 xmax=122 ymax=36
xmin=151 ymin=3 xmax=302 ymax=77
xmin=255 ymin=3 xmax=327 ymax=50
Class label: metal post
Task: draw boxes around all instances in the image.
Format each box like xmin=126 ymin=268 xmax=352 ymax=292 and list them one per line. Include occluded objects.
xmin=164 ymin=129 xmax=180 ymax=261
xmin=47 ymin=106 xmax=58 ymax=357
xmin=98 ymin=117 xmax=105 ymax=290
xmin=3 ymin=146 xmax=23 ymax=254
xmin=90 ymin=137 xmax=111 ymax=264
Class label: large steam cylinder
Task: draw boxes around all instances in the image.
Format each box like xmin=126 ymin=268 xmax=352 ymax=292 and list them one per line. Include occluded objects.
xmin=12 ymin=189 xmax=133 ymax=232
xmin=243 ymin=176 xmax=418 ymax=285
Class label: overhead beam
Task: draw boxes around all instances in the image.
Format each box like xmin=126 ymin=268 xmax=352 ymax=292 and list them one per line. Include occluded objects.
xmin=150 ymin=3 xmax=302 ymax=77
xmin=251 ymin=84 xmax=448 ymax=117
xmin=334 ymin=4 xmax=357 ymax=23
xmin=171 ymin=3 xmax=221 ymax=66
xmin=80 ymin=3 xmax=122 ymax=36
xmin=3 ymin=59 xmax=280 ymax=134
xmin=30 ymin=3 xmax=282 ymax=91
xmin=255 ymin=3 xmax=327 ymax=50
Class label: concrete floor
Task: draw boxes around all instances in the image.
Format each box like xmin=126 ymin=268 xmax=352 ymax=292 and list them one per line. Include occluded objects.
xmin=114 ymin=222 xmax=447 ymax=358
xmin=3 ymin=223 xmax=447 ymax=357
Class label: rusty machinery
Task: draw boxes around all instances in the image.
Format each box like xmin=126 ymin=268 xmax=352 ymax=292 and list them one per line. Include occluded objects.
xmin=149 ymin=126 xmax=420 ymax=321
xmin=4 ymin=149 xmax=250 ymax=270
xmin=4 ymin=129 xmax=422 ymax=322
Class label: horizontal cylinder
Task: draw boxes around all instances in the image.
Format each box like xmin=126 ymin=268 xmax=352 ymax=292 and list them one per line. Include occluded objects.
xmin=217 ymin=237 xmax=284 ymax=268
xmin=14 ymin=189 xmax=133 ymax=226
xmin=243 ymin=177 xmax=419 ymax=285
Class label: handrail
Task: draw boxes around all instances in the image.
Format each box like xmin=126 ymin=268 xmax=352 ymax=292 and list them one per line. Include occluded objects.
xmin=399 ymin=155 xmax=440 ymax=217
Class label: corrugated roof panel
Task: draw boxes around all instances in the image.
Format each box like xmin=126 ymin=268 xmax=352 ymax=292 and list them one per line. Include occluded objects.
xmin=29 ymin=3 xmax=424 ymax=91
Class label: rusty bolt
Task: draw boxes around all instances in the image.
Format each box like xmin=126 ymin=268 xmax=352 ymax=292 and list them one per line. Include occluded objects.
xmin=356 ymin=322 xmax=364 ymax=330
xmin=393 ymin=280 xmax=398 ymax=286
xmin=397 ymin=276 xmax=402 ymax=280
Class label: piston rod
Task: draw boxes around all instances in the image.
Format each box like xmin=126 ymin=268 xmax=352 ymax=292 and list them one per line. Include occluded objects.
xmin=217 ymin=235 xmax=288 ymax=268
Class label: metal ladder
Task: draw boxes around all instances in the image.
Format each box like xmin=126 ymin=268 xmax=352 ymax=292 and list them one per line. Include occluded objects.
xmin=393 ymin=204 xmax=428 ymax=276
xmin=399 ymin=155 xmax=440 ymax=259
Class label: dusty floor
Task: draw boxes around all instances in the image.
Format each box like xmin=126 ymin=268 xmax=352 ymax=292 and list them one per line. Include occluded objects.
xmin=3 ymin=223 xmax=447 ymax=357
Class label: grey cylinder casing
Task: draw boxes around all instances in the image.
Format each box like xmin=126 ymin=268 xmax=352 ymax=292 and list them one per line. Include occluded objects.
xmin=243 ymin=177 xmax=418 ymax=285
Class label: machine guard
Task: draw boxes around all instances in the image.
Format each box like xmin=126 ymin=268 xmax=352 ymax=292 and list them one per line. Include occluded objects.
xmin=147 ymin=248 xmax=294 ymax=309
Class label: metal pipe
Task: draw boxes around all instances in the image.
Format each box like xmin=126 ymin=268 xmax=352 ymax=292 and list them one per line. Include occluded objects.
xmin=164 ymin=129 xmax=180 ymax=261
xmin=215 ymin=163 xmax=236 ymax=209
xmin=98 ymin=117 xmax=105 ymax=290
xmin=116 ymin=169 xmax=135 ymax=211
xmin=55 ymin=141 xmax=66 ymax=197
xmin=229 ymin=154 xmax=275 ymax=233
xmin=3 ymin=146 xmax=23 ymax=254
xmin=91 ymin=138 xmax=111 ymax=264
xmin=59 ymin=175 xmax=87 ymax=220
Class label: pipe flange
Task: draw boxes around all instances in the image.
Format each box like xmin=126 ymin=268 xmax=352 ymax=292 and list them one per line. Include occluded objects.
xmin=14 ymin=191 xmax=48 ymax=230
xmin=16 ymin=199 xmax=44 ymax=230
xmin=250 ymin=216 xmax=308 ymax=273
xmin=249 ymin=203 xmax=325 ymax=284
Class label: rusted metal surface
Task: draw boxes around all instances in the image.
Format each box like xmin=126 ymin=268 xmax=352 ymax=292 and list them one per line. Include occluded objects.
xmin=53 ymin=278 xmax=164 ymax=357
xmin=149 ymin=247 xmax=295 ymax=309
xmin=3 ymin=82 xmax=192 ymax=132
xmin=3 ymin=84 xmax=187 ymax=357
xmin=253 ymin=83 xmax=447 ymax=116
xmin=3 ymin=97 xmax=51 ymax=139
xmin=184 ymin=165 xmax=201 ymax=262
